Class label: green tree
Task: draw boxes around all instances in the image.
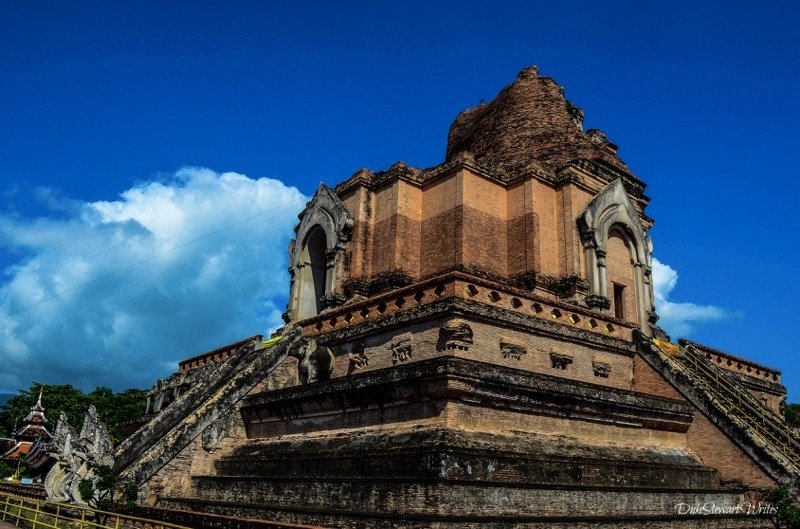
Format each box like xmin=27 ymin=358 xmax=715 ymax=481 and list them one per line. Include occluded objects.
xmin=0 ymin=384 xmax=87 ymax=439
xmin=785 ymin=403 xmax=800 ymax=428
xmin=78 ymin=465 xmax=138 ymax=523
xmin=0 ymin=383 xmax=146 ymax=445
xmin=0 ymin=460 xmax=15 ymax=479
xmin=764 ymin=486 xmax=800 ymax=529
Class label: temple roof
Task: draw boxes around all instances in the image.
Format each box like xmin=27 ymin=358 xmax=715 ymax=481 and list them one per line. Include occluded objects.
xmin=23 ymin=389 xmax=47 ymax=424
xmin=446 ymin=66 xmax=631 ymax=177
xmin=0 ymin=440 xmax=32 ymax=461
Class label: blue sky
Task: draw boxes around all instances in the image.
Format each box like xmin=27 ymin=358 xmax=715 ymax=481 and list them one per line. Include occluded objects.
xmin=1 ymin=2 xmax=798 ymax=399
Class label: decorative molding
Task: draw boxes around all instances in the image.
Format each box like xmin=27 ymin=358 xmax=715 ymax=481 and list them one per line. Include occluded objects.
xmin=539 ymin=274 xmax=589 ymax=299
xmin=586 ymin=295 xmax=611 ymax=310
xmin=343 ymin=270 xmax=413 ymax=297
xmin=577 ymin=179 xmax=653 ymax=333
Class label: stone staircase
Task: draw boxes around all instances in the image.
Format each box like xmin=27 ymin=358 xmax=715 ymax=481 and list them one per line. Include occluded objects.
xmin=114 ymin=332 xmax=296 ymax=485
xmin=635 ymin=330 xmax=800 ymax=498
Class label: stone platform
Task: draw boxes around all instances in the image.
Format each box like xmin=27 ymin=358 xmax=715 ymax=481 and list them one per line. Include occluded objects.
xmin=152 ymin=357 xmax=773 ymax=528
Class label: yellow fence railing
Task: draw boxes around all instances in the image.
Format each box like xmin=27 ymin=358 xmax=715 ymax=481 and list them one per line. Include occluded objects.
xmin=0 ymin=492 xmax=191 ymax=529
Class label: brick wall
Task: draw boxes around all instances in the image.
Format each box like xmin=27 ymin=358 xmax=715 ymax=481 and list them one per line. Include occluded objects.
xmin=686 ymin=411 xmax=775 ymax=489
xmin=606 ymin=231 xmax=637 ymax=325
xmin=327 ymin=317 xmax=633 ymax=392
xmin=633 ymin=354 xmax=685 ymax=400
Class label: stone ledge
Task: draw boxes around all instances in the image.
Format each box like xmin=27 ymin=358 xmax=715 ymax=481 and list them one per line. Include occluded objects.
xmin=241 ymin=356 xmax=693 ymax=437
xmin=159 ymin=486 xmax=760 ymax=524
xmin=313 ymin=295 xmax=636 ymax=356
xmin=211 ymin=428 xmax=717 ymax=489
xmin=159 ymin=496 xmax=774 ymax=528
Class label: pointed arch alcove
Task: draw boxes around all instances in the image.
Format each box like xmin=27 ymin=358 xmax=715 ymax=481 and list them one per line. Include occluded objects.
xmin=577 ymin=179 xmax=654 ymax=333
xmin=286 ymin=184 xmax=354 ymax=323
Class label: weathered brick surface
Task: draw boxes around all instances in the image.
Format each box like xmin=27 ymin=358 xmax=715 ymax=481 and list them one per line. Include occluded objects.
xmin=212 ymin=428 xmax=714 ymax=488
xmin=160 ymin=485 xmax=770 ymax=529
xmin=607 ymin=231 xmax=637 ymax=321
xmin=446 ymin=66 xmax=631 ymax=176
xmin=687 ymin=411 xmax=775 ymax=489
xmin=634 ymin=352 xmax=685 ymax=400
xmin=420 ymin=207 xmax=459 ymax=277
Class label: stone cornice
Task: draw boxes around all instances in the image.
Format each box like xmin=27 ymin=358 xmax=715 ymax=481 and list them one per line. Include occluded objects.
xmin=335 ymin=155 xmax=556 ymax=197
xmin=310 ymin=294 xmax=636 ymax=357
xmin=565 ymin=158 xmax=647 ymax=199
xmin=306 ymin=269 xmax=637 ymax=343
xmin=178 ymin=335 xmax=263 ymax=373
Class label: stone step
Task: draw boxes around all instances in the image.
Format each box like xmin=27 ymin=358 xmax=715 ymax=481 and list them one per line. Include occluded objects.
xmin=213 ymin=428 xmax=721 ymax=490
xmin=158 ymin=485 xmax=773 ymax=529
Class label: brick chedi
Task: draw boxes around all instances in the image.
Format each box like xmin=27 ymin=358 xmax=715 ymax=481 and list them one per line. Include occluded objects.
xmin=114 ymin=67 xmax=798 ymax=529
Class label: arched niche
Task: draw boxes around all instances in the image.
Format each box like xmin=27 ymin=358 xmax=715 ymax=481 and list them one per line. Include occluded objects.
xmin=285 ymin=184 xmax=354 ymax=323
xmin=577 ymin=179 xmax=654 ymax=333
xmin=296 ymin=227 xmax=328 ymax=319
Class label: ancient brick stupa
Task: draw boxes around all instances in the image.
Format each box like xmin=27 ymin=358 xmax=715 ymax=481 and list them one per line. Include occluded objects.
xmin=114 ymin=67 xmax=798 ymax=529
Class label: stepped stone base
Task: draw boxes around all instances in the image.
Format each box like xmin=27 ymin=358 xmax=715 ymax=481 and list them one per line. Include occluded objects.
xmin=151 ymin=357 xmax=773 ymax=529
xmin=157 ymin=434 xmax=761 ymax=527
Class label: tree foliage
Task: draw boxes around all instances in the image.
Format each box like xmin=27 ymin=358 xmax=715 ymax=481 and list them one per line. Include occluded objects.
xmin=0 ymin=383 xmax=146 ymax=444
xmin=785 ymin=402 xmax=800 ymax=429
xmin=0 ymin=460 xmax=16 ymax=479
xmin=78 ymin=465 xmax=138 ymax=523
xmin=764 ymin=486 xmax=800 ymax=529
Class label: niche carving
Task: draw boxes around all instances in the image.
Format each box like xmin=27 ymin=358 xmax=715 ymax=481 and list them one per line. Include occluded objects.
xmin=285 ymin=184 xmax=353 ymax=323
xmin=290 ymin=337 xmax=334 ymax=385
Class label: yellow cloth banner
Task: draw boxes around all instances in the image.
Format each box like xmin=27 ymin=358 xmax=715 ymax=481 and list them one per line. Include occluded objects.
xmin=652 ymin=338 xmax=681 ymax=357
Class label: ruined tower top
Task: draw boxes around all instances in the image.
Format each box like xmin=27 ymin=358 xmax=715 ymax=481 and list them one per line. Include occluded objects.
xmin=285 ymin=67 xmax=656 ymax=339
xmin=446 ymin=66 xmax=630 ymax=178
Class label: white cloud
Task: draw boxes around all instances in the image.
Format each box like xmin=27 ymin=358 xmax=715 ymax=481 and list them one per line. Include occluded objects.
xmin=652 ymin=257 xmax=726 ymax=338
xmin=0 ymin=168 xmax=307 ymax=392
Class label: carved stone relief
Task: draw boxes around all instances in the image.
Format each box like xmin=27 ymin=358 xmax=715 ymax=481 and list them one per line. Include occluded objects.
xmin=290 ymin=336 xmax=335 ymax=384
xmin=500 ymin=342 xmax=527 ymax=361
xmin=437 ymin=320 xmax=473 ymax=352
xmin=391 ymin=333 xmax=413 ymax=365
xmin=347 ymin=343 xmax=369 ymax=374
xmin=44 ymin=406 xmax=115 ymax=505
xmin=549 ymin=351 xmax=574 ymax=370
xmin=592 ymin=360 xmax=612 ymax=378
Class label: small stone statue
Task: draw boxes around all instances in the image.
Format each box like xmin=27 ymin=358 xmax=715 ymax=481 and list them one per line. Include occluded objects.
xmin=290 ymin=336 xmax=334 ymax=384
